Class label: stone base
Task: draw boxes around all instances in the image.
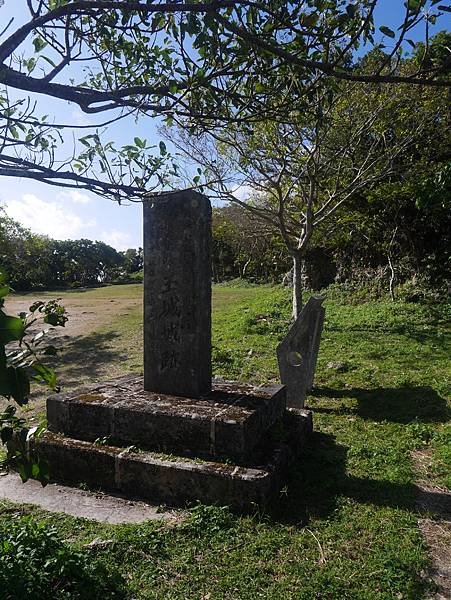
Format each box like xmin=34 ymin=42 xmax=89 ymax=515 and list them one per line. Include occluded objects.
xmin=27 ymin=409 xmax=312 ymax=511
xmin=33 ymin=432 xmax=289 ymax=512
xmin=29 ymin=375 xmax=314 ymax=511
xmin=24 ymin=407 xmax=313 ymax=512
xmin=47 ymin=375 xmax=286 ymax=462
xmin=284 ymin=408 xmax=314 ymax=454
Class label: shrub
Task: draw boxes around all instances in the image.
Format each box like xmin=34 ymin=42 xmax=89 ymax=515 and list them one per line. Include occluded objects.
xmin=0 ymin=517 xmax=125 ymax=599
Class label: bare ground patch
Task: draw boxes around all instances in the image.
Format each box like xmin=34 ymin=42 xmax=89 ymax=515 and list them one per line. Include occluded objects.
xmin=412 ymin=449 xmax=451 ymax=600
xmin=2 ymin=288 xmax=142 ymax=422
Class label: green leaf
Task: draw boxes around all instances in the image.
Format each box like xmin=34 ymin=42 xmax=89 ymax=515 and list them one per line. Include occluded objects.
xmin=33 ymin=36 xmax=48 ymax=53
xmin=37 ymin=459 xmax=50 ymax=485
xmin=159 ymin=141 xmax=167 ymax=155
xmin=134 ymin=137 xmax=146 ymax=149
xmin=32 ymin=363 xmax=57 ymax=389
xmin=379 ymin=26 xmax=395 ymax=38
xmin=41 ymin=55 xmax=57 ymax=67
xmin=43 ymin=313 xmax=59 ymax=326
xmin=18 ymin=462 xmax=31 ymax=483
xmin=437 ymin=5 xmax=451 ymax=11
xmin=0 ymin=313 xmax=24 ymax=344
xmin=0 ymin=426 xmax=13 ymax=444
xmin=29 ymin=300 xmax=44 ymax=312
xmin=0 ymin=366 xmax=30 ymax=404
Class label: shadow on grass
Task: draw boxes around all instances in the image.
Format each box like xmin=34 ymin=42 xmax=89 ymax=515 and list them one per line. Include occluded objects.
xmin=310 ymin=386 xmax=450 ymax=424
xmin=271 ymin=431 xmax=449 ymax=526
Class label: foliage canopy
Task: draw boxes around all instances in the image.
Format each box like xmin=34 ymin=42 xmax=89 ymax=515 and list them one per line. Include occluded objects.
xmin=0 ymin=1 xmax=449 ymax=199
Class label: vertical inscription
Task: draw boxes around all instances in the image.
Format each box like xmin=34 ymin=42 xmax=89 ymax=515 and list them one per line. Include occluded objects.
xmin=158 ymin=276 xmax=182 ymax=372
xmin=143 ymin=191 xmax=212 ymax=397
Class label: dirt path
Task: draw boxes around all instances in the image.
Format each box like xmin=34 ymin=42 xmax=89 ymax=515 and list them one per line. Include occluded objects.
xmin=3 ymin=288 xmax=143 ymax=419
xmin=7 ymin=290 xmax=141 ymax=340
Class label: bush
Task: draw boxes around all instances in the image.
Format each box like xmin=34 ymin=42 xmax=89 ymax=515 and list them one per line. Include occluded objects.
xmin=0 ymin=517 xmax=125 ymax=599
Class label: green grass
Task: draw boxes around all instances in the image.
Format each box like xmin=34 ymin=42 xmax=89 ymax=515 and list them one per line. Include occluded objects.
xmin=1 ymin=284 xmax=449 ymax=599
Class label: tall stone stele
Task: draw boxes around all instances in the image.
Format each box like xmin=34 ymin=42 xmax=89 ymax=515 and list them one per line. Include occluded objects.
xmin=37 ymin=189 xmax=312 ymax=512
xmin=143 ymin=191 xmax=212 ymax=398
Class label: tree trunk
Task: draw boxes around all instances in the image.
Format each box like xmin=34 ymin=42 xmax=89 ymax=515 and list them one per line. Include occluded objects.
xmin=388 ymin=254 xmax=396 ymax=302
xmin=292 ymin=253 xmax=303 ymax=320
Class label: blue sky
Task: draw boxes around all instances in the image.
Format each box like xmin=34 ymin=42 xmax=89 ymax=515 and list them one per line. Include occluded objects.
xmin=0 ymin=1 xmax=449 ymax=250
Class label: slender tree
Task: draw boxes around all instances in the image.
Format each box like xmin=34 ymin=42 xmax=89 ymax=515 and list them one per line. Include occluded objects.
xmin=164 ymin=43 xmax=449 ymax=316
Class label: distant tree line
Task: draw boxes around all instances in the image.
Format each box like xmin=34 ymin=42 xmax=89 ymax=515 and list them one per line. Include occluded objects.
xmin=0 ymin=208 xmax=143 ymax=290
xmin=2 ymin=174 xmax=449 ymax=295
xmin=3 ymin=96 xmax=450 ymax=297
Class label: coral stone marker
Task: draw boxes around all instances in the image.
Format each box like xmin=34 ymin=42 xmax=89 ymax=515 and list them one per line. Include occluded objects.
xmin=143 ymin=191 xmax=212 ymax=398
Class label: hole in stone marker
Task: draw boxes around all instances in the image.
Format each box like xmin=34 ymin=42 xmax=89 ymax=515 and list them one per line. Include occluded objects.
xmin=287 ymin=351 xmax=303 ymax=367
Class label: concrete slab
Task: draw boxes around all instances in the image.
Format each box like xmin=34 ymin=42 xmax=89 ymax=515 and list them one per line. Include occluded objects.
xmin=47 ymin=374 xmax=286 ymax=461
xmin=0 ymin=473 xmax=179 ymax=524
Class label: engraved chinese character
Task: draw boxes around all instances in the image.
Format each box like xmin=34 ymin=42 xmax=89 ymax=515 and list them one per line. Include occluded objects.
xmin=160 ymin=350 xmax=180 ymax=371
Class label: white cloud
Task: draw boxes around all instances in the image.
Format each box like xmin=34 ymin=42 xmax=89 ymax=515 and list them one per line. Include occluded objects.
xmin=59 ymin=189 xmax=91 ymax=205
xmin=232 ymin=184 xmax=254 ymax=201
xmin=99 ymin=229 xmax=133 ymax=251
xmin=5 ymin=193 xmax=95 ymax=240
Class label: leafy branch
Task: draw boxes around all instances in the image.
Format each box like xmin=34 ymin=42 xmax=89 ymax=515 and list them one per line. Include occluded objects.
xmin=0 ymin=267 xmax=68 ymax=484
xmin=0 ymin=1 xmax=449 ymax=199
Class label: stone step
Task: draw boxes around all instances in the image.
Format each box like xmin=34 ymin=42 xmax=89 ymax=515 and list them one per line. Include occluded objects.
xmin=47 ymin=375 xmax=286 ymax=462
xmin=33 ymin=431 xmax=290 ymax=512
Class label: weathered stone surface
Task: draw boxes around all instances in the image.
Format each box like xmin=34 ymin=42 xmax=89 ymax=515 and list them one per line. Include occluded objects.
xmin=38 ymin=433 xmax=121 ymax=489
xmin=37 ymin=188 xmax=317 ymax=511
xmin=34 ymin=432 xmax=290 ymax=511
xmin=143 ymin=191 xmax=211 ymax=398
xmin=284 ymin=408 xmax=313 ymax=455
xmin=47 ymin=374 xmax=286 ymax=462
xmin=277 ymin=296 xmax=325 ymax=407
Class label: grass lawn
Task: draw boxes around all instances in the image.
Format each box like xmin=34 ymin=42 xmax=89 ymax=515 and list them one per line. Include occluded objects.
xmin=1 ymin=284 xmax=450 ymax=599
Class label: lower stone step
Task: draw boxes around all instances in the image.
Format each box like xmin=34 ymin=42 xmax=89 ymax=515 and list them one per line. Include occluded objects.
xmin=33 ymin=432 xmax=290 ymax=512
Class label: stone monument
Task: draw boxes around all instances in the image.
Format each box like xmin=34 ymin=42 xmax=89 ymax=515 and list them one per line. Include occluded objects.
xmin=277 ymin=296 xmax=325 ymax=407
xmin=143 ymin=193 xmax=211 ymax=397
xmin=30 ymin=191 xmax=313 ymax=511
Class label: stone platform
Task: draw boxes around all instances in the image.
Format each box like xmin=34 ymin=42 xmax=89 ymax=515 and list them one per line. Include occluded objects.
xmin=25 ymin=376 xmax=313 ymax=511
xmin=33 ymin=432 xmax=289 ymax=512
xmin=47 ymin=374 xmax=286 ymax=462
